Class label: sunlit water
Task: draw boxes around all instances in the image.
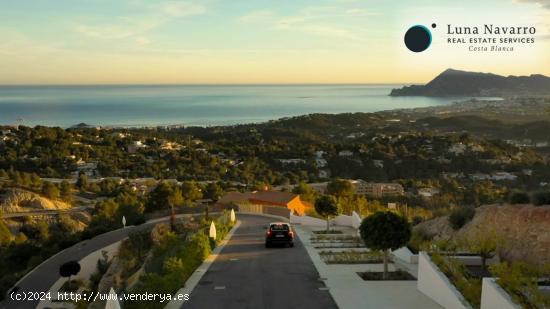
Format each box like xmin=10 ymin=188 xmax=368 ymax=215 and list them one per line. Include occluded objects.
xmin=0 ymin=84 xmax=484 ymax=127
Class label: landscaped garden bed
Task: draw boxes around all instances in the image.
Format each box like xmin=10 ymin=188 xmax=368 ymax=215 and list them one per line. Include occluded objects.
xmin=311 ymin=234 xmax=364 ymax=248
xmin=429 ymin=252 xmax=481 ymax=308
xmin=357 ymin=270 xmax=415 ymax=281
xmin=313 ymin=229 xmax=343 ymax=234
xmin=319 ymin=250 xmax=387 ymax=264
xmin=490 ymin=262 xmax=550 ymax=308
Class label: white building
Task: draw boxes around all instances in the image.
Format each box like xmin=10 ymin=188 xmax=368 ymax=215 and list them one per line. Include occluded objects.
xmin=338 ymin=150 xmax=354 ymax=157
xmin=448 ymin=143 xmax=467 ymax=155
xmin=128 ymin=141 xmax=147 ymax=154
xmin=418 ymin=188 xmax=440 ymax=198
xmin=491 ymin=172 xmax=517 ymax=181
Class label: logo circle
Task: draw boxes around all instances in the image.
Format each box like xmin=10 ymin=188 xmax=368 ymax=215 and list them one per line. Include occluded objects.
xmin=404 ymin=25 xmax=431 ymax=52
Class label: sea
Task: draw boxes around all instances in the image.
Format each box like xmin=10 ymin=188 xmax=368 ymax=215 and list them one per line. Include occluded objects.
xmin=0 ymin=84 xmax=477 ymax=128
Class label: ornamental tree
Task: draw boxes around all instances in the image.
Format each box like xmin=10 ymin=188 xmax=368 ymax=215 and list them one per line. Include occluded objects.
xmin=359 ymin=212 xmax=411 ymax=279
xmin=59 ymin=261 xmax=81 ymax=289
xmin=314 ymin=195 xmax=340 ymax=232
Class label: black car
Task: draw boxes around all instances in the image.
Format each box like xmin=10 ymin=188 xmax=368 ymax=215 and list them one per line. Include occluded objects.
xmin=265 ymin=222 xmax=294 ymax=248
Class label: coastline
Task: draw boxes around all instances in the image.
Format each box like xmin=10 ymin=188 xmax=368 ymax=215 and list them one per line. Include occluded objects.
xmin=0 ymin=84 xmax=471 ymax=128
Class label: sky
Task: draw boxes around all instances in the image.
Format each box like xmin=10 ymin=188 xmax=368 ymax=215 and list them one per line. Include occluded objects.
xmin=0 ymin=0 xmax=549 ymax=84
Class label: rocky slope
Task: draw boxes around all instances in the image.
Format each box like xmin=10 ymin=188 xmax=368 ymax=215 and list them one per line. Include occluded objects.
xmin=0 ymin=188 xmax=71 ymax=213
xmin=416 ymin=204 xmax=550 ymax=265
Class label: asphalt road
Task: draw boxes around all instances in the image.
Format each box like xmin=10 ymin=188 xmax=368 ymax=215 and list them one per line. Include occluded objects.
xmin=183 ymin=214 xmax=337 ymax=309
xmin=0 ymin=214 xmax=193 ymax=309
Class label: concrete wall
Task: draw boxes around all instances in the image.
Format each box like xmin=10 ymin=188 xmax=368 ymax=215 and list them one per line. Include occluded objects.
xmin=331 ymin=212 xmax=362 ymax=228
xmin=351 ymin=211 xmax=362 ymax=229
xmin=417 ymin=252 xmax=473 ymax=309
xmin=333 ymin=214 xmax=352 ymax=226
xmin=392 ymin=247 xmax=419 ymax=264
xmin=449 ymin=255 xmax=499 ymax=266
xmin=236 ymin=203 xmax=263 ymax=214
xmin=263 ymin=205 xmax=291 ymax=219
xmin=480 ymin=278 xmax=521 ymax=309
xmin=291 ymin=212 xmax=362 ymax=228
xmin=290 ymin=214 xmax=327 ymax=226
xmin=236 ymin=204 xmax=291 ymax=219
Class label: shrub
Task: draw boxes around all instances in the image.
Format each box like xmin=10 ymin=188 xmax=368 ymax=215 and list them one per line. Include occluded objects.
xmin=508 ymin=191 xmax=530 ymax=204
xmin=490 ymin=262 xmax=550 ymax=308
xmin=448 ymin=207 xmax=475 ymax=230
xmin=411 ymin=216 xmax=423 ymax=226
xmin=315 ymin=195 xmax=340 ymax=232
xmin=431 ymin=253 xmax=481 ymax=308
xmin=408 ymin=229 xmax=432 ymax=254
xmin=129 ymin=230 xmax=212 ymax=309
xmin=532 ymin=191 xmax=550 ymax=206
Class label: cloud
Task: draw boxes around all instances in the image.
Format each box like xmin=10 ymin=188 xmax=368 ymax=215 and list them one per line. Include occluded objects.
xmin=238 ymin=10 xmax=273 ymax=23
xmin=159 ymin=1 xmax=206 ymax=17
xmin=345 ymin=8 xmax=376 ymax=16
xmin=268 ymin=6 xmax=371 ymax=40
xmin=75 ymin=1 xmax=206 ymax=41
xmin=300 ymin=24 xmax=359 ymax=40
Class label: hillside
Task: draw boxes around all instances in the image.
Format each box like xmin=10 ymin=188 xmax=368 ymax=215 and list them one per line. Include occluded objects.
xmin=416 ymin=204 xmax=550 ymax=265
xmin=0 ymin=188 xmax=71 ymax=213
xmin=390 ymin=69 xmax=550 ymax=97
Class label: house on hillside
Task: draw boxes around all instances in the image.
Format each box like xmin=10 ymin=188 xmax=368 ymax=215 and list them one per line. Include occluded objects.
xmin=215 ymin=190 xmax=312 ymax=215
xmin=338 ymin=150 xmax=354 ymax=157
xmin=347 ymin=179 xmax=404 ymax=197
xmin=418 ymin=187 xmax=440 ymax=198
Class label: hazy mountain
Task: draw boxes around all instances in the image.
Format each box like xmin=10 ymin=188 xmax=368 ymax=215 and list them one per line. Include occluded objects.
xmin=390 ymin=69 xmax=550 ymax=97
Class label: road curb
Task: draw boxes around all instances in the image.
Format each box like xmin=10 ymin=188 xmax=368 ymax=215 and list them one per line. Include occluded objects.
xmin=293 ymin=226 xmax=338 ymax=303
xmin=165 ymin=220 xmax=242 ymax=309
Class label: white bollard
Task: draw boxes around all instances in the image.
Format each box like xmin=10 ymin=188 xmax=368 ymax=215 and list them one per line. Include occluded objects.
xmin=105 ymin=287 xmax=121 ymax=309
xmin=230 ymin=209 xmax=236 ymax=223
xmin=209 ymin=221 xmax=217 ymax=239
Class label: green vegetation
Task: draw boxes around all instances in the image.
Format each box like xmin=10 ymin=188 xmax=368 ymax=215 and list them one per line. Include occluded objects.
xmin=508 ymin=191 xmax=530 ymax=204
xmin=532 ymin=191 xmax=550 ymax=206
xmin=0 ymin=213 xmax=88 ymax=300
xmin=1 ymin=109 xmax=549 ymax=302
xmin=126 ymin=213 xmax=234 ymax=309
xmin=0 ymin=218 xmax=12 ymax=245
xmin=458 ymin=228 xmax=499 ymax=273
xmin=359 ymin=212 xmax=411 ymax=279
xmin=431 ymin=253 xmax=482 ymax=308
xmin=448 ymin=206 xmax=476 ymax=230
xmin=312 ymin=230 xmax=343 ymax=234
xmin=407 ymin=229 xmax=432 ymax=254
xmin=85 ymin=192 xmax=146 ymax=237
xmin=314 ymin=195 xmax=340 ymax=233
xmin=42 ymin=181 xmax=60 ymax=199
xmin=88 ymin=251 xmax=111 ymax=295
xmin=59 ymin=261 xmax=81 ymax=290
xmin=319 ymin=250 xmax=384 ymax=264
xmin=491 ymin=262 xmax=550 ymax=308
xmin=326 ymin=179 xmax=355 ymax=198
xmin=292 ymin=182 xmax=317 ymax=203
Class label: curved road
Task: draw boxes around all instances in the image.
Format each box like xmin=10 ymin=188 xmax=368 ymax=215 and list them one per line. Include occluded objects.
xmin=183 ymin=214 xmax=337 ymax=309
xmin=1 ymin=214 xmax=193 ymax=309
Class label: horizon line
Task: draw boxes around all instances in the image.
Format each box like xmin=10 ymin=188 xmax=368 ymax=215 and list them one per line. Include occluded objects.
xmin=0 ymin=82 xmax=422 ymax=87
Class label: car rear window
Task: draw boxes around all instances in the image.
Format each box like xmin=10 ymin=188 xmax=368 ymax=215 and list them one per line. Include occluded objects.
xmin=270 ymin=224 xmax=289 ymax=231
